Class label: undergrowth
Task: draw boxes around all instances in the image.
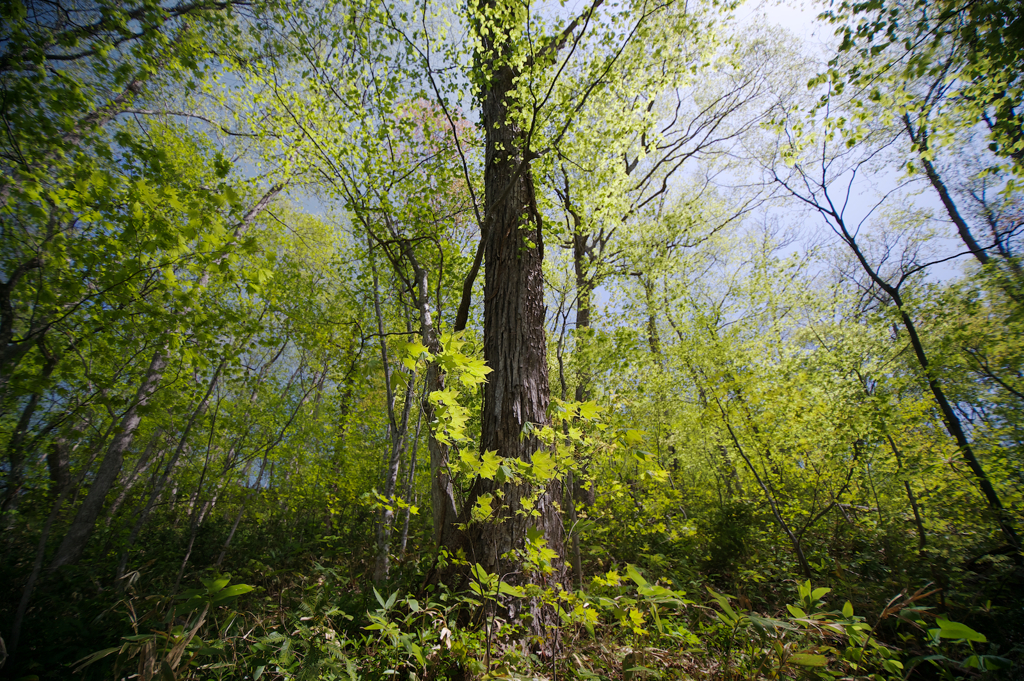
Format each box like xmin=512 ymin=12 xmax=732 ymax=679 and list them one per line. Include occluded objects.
xmin=53 ymin=553 xmax=1020 ymax=681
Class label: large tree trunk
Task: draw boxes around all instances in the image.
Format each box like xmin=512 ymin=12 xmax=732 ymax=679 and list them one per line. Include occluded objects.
xmin=447 ymin=0 xmax=566 ymax=601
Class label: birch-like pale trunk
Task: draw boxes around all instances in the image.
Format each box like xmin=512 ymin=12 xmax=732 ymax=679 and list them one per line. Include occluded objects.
xmin=49 ymin=348 xmax=169 ymax=569
xmin=369 ymin=244 xmax=415 ymax=585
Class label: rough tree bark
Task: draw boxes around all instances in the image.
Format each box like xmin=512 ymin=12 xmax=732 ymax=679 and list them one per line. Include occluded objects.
xmin=443 ymin=0 xmax=567 ymax=607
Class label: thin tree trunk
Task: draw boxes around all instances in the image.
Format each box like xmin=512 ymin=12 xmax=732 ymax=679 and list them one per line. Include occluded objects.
xmin=104 ymin=428 xmax=165 ymax=527
xmin=369 ymin=246 xmax=414 ymax=585
xmin=175 ymin=486 xmax=223 ymax=589
xmin=2 ymin=350 xmax=58 ymax=516
xmin=216 ymin=505 xmax=246 ymax=569
xmin=820 ymin=198 xmax=1019 ymax=551
xmin=566 ymin=236 xmax=597 ymax=589
xmin=399 ymin=252 xmax=458 ymax=548
xmin=885 ymin=428 xmax=928 ymax=553
xmin=565 ymin=469 xmax=584 ymax=590
xmin=715 ymin=396 xmax=812 ymax=579
xmin=572 ymin=232 xmax=594 ymax=404
xmin=8 ymin=443 xmax=100 ymax=656
xmin=46 ymin=432 xmax=72 ymax=498
xmin=9 ymin=486 xmax=72 ymax=656
xmin=373 ymin=375 xmax=414 ymax=584
xmin=399 ymin=383 xmax=426 ymax=559
xmin=639 ymin=275 xmax=661 ymax=356
xmin=1 ymin=391 xmax=44 ymax=516
xmin=903 ymin=115 xmax=989 ymax=265
xmin=116 ymin=360 xmax=225 ymax=579
xmin=897 ymin=310 xmax=1018 ymax=549
xmin=216 ymin=455 xmax=269 ymax=568
xmin=49 ymin=348 xmax=169 ymax=569
xmin=44 ymin=183 xmax=280 ymax=571
xmin=666 ymin=313 xmax=744 ymax=496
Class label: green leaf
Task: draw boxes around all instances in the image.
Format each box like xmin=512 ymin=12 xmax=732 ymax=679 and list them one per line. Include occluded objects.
xmin=748 ymin=614 xmax=799 ymax=632
xmin=786 ymin=604 xmax=807 ymax=619
xmin=797 ymin=580 xmax=811 ymax=601
xmin=529 ymin=449 xmax=555 ymax=481
xmin=936 ymin=618 xmax=986 ymax=642
xmin=459 ymin=449 xmax=480 ymax=475
xmin=403 ymin=341 xmax=431 ymax=360
xmin=623 ymin=429 xmax=645 ymax=445
xmin=391 ymin=370 xmax=410 ymax=392
xmin=975 ymin=655 xmax=1012 ymax=670
xmin=626 ymin=563 xmax=648 ymax=587
xmin=471 ymin=563 xmax=491 ymax=584
xmin=73 ymin=647 xmax=121 ymax=672
xmin=789 ymin=653 xmax=827 ymax=667
xmin=471 ymin=493 xmax=494 ymax=521
xmin=578 ymin=400 xmax=603 ymax=419
xmin=212 ymin=583 xmax=254 ymax=602
xmin=411 ymin=643 xmax=426 ymax=668
xmin=498 ymin=582 xmax=525 ymax=597
xmin=882 ymin=659 xmax=904 ymax=673
xmin=479 ymin=450 xmax=501 ymax=479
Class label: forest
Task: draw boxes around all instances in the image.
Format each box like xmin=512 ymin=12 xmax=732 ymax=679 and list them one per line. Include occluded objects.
xmin=0 ymin=0 xmax=1022 ymax=678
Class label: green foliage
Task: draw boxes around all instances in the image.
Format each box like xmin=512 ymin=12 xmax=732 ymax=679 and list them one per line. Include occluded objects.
xmin=75 ymin=574 xmax=254 ymax=681
xmin=2 ymin=0 xmax=1023 ymax=680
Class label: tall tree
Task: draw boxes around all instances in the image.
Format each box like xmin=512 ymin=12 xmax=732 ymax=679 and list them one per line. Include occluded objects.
xmin=766 ymin=101 xmax=1021 ymax=552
